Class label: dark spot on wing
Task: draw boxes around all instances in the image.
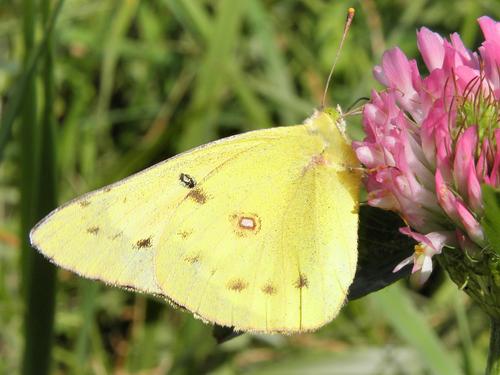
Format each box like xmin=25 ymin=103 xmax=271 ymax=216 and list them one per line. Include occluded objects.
xmin=136 ymin=237 xmax=152 ymax=248
xmin=227 ymin=279 xmax=248 ymax=292
xmin=87 ymin=226 xmax=99 ymax=235
xmin=185 ymin=254 xmax=201 ymax=264
xmin=79 ymin=200 xmax=91 ymax=207
xmin=187 ymin=188 xmax=207 ymax=204
xmin=262 ymin=283 xmax=277 ymax=295
xmin=179 ymin=173 xmax=197 ymax=189
xmin=104 ymin=187 xmax=112 ymax=193
xmin=177 ymin=230 xmax=192 ymax=239
xmin=295 ymin=273 xmax=309 ymax=289
xmin=111 ymin=232 xmax=123 ymax=240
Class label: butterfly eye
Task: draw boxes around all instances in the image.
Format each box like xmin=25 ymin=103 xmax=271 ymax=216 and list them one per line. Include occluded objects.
xmin=179 ymin=173 xmax=197 ymax=189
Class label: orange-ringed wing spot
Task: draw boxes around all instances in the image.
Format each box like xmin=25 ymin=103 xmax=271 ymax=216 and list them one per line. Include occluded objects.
xmin=227 ymin=279 xmax=249 ymax=292
xmin=261 ymin=283 xmax=277 ymax=295
xmin=136 ymin=237 xmax=152 ymax=249
xmin=79 ymin=200 xmax=91 ymax=207
xmin=87 ymin=226 xmax=99 ymax=235
xmin=230 ymin=213 xmax=261 ymax=237
xmin=179 ymin=173 xmax=197 ymax=189
xmin=240 ymin=217 xmax=256 ymax=229
xmin=295 ymin=273 xmax=309 ymax=289
xmin=186 ymin=188 xmax=207 ymax=204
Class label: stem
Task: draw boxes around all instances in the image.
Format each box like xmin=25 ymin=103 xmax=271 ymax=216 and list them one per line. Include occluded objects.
xmin=487 ymin=319 xmax=500 ymax=375
xmin=21 ymin=0 xmax=63 ymax=374
xmin=20 ymin=0 xmax=44 ymax=371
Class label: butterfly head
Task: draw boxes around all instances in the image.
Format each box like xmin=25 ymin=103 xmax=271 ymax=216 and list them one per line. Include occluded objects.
xmin=305 ymin=106 xmax=349 ymax=144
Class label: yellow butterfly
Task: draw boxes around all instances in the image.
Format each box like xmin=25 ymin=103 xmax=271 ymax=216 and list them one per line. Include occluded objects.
xmin=30 ymin=107 xmax=360 ymax=333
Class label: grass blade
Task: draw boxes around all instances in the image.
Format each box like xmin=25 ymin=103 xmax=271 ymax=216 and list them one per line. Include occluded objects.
xmin=21 ymin=0 xmax=63 ymax=374
xmin=0 ymin=0 xmax=64 ymax=163
xmin=371 ymin=283 xmax=462 ymax=375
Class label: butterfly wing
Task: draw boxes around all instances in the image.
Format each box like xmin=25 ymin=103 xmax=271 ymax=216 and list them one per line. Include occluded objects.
xmin=30 ymin=111 xmax=360 ymax=333
xmin=154 ymin=113 xmax=360 ymax=332
xmin=30 ymin=129 xmax=288 ymax=295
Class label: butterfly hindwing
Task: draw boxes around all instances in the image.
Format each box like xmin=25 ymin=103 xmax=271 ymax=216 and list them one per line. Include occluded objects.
xmin=154 ymin=114 xmax=359 ymax=332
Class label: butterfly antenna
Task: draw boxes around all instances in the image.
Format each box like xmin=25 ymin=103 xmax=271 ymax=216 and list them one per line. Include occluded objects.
xmin=321 ymin=7 xmax=355 ymax=109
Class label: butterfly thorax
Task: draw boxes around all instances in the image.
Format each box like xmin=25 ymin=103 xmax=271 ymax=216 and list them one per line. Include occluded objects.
xmin=304 ymin=108 xmax=359 ymax=170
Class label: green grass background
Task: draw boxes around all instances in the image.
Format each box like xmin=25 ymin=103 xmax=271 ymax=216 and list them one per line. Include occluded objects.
xmin=1 ymin=0 xmax=499 ymax=374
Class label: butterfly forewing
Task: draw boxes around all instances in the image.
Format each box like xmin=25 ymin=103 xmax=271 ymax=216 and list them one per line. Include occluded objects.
xmin=30 ymin=131 xmax=283 ymax=294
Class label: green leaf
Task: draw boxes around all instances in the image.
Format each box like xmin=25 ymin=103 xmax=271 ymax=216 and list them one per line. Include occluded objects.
xmin=371 ymin=283 xmax=462 ymax=375
xmin=481 ymin=185 xmax=500 ymax=255
xmin=244 ymin=347 xmax=426 ymax=375
xmin=348 ymin=206 xmax=414 ymax=301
